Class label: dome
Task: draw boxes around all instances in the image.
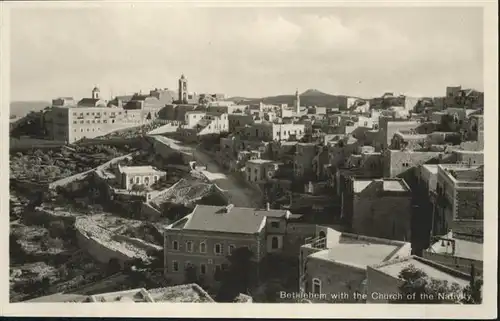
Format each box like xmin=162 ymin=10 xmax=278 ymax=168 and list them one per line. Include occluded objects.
xmin=92 ymin=86 xmax=100 ymax=92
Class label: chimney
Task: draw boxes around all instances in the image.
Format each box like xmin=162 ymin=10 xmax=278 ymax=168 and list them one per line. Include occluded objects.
xmin=266 ymin=202 xmax=270 ymax=211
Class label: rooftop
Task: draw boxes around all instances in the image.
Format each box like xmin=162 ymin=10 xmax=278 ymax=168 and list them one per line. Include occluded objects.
xmin=438 ymin=164 xmax=484 ymax=183
xmin=247 ymin=159 xmax=274 ymax=164
xmin=353 ymin=178 xmax=410 ymax=193
xmin=174 ymin=204 xmax=290 ymax=234
xmin=118 ymin=165 xmax=164 ymax=175
xmin=148 ymin=284 xmax=215 ymax=302
xmin=428 ymin=231 xmax=483 ymax=261
xmin=91 ymin=288 xmax=152 ymax=303
xmin=421 ymin=164 xmax=439 ymax=175
xmin=310 ymin=234 xmax=408 ymax=268
xmin=373 ymin=256 xmax=469 ymax=288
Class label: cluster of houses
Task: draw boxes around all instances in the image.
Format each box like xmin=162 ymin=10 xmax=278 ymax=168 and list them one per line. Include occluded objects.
xmin=157 ymin=84 xmax=484 ymax=302
xmin=36 ymin=77 xmax=484 ymax=302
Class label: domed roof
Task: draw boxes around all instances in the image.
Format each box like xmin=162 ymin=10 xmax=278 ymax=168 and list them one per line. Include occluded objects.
xmin=92 ymin=86 xmax=100 ymax=92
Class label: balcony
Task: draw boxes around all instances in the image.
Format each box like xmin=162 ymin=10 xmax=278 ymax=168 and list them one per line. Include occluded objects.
xmin=304 ymin=236 xmax=327 ymax=249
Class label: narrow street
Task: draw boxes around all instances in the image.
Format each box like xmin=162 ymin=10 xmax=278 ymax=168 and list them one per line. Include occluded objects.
xmin=192 ymin=147 xmax=262 ymax=208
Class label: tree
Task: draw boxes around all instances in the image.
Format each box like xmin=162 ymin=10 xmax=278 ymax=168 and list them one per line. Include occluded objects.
xmin=130 ymin=184 xmax=147 ymax=194
xmin=462 ymin=264 xmax=483 ymax=304
xmin=107 ymin=258 xmax=122 ymax=275
xmin=216 ymin=247 xmax=255 ymax=302
xmin=160 ymin=202 xmax=192 ymax=222
xmin=395 ymin=264 xmax=463 ymax=304
xmin=184 ymin=264 xmax=198 ymax=284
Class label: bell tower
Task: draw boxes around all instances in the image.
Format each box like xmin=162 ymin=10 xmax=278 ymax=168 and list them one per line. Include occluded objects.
xmin=92 ymin=86 xmax=100 ymax=100
xmin=178 ymin=74 xmax=188 ymax=103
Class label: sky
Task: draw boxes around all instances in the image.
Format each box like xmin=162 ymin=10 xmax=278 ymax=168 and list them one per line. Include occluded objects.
xmin=10 ymin=6 xmax=483 ymax=102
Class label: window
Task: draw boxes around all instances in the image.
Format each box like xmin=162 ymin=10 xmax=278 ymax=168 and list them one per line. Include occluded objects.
xmin=200 ymin=264 xmax=207 ymax=275
xmin=228 ymin=245 xmax=235 ymax=255
xmin=271 ymin=221 xmax=280 ymax=229
xmin=129 ymin=178 xmax=134 ymax=185
xmin=172 ymin=240 xmax=179 ymax=251
xmin=214 ymin=243 xmax=223 ymax=255
xmin=186 ymin=241 xmax=193 ymax=252
xmin=135 ymin=177 xmax=140 ymax=184
xmin=271 ymin=236 xmax=279 ymax=249
xmin=185 ymin=261 xmax=192 ymax=270
xmin=172 ymin=261 xmax=179 ymax=272
xmin=73 ymin=121 xmax=77 ymax=124
xmin=144 ymin=177 xmax=150 ymax=185
xmin=312 ymin=278 xmax=321 ymax=294
xmin=199 ymin=242 xmax=207 ymax=253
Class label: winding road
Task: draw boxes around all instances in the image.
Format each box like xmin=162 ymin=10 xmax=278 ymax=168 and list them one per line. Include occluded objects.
xmin=192 ymin=148 xmax=262 ymax=208
xmin=149 ymin=135 xmax=262 ymax=208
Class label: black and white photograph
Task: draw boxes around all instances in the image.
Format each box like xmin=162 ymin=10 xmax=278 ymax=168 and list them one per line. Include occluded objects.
xmin=1 ymin=0 xmax=497 ymax=319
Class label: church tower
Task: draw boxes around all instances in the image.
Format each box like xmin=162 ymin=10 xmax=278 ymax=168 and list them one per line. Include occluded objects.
xmin=295 ymin=88 xmax=300 ymax=114
xmin=178 ymin=74 xmax=188 ymax=103
xmin=92 ymin=86 xmax=100 ymax=100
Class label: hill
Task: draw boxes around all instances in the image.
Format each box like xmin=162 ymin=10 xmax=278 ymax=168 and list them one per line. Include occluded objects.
xmin=10 ymin=101 xmax=51 ymax=118
xmin=227 ymin=89 xmax=350 ymax=109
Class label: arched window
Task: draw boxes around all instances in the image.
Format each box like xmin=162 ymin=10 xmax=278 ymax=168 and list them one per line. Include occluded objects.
xmin=199 ymin=242 xmax=206 ymax=253
xmin=312 ymin=278 xmax=322 ymax=294
xmin=186 ymin=241 xmax=193 ymax=252
xmin=144 ymin=177 xmax=150 ymax=185
xmin=271 ymin=236 xmax=279 ymax=249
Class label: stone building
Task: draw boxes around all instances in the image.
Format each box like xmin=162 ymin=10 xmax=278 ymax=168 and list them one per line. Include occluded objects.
xmin=299 ymin=226 xmax=411 ymax=302
xmin=245 ymin=159 xmax=281 ymax=184
xmin=294 ymin=143 xmax=318 ymax=178
xmin=45 ymin=89 xmax=147 ymax=143
xmin=377 ymin=118 xmax=421 ymax=150
xmin=433 ymin=164 xmax=483 ymax=236
xmin=341 ymin=178 xmax=412 ymax=241
xmin=382 ymin=149 xmax=442 ymax=178
xmin=163 ymin=204 xmax=298 ymax=289
xmin=117 ymin=165 xmax=167 ymax=190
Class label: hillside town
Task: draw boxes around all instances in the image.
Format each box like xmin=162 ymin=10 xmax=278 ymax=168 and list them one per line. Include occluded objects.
xmin=10 ymin=74 xmax=484 ymax=304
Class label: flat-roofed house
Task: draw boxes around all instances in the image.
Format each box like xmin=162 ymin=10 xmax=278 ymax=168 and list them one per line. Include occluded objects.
xmin=299 ymin=226 xmax=411 ymax=302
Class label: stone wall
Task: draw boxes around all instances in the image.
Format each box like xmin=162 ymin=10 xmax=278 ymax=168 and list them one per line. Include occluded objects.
xmin=164 ymin=229 xmax=264 ymax=286
xmin=352 ymin=195 xmax=412 ymax=241
xmin=456 ymin=189 xmax=483 ymax=220
xmin=365 ymin=265 xmax=402 ymax=303
xmin=384 ymin=150 xmax=442 ymax=178
xmin=282 ymin=222 xmax=316 ymax=256
xmin=304 ymin=258 xmax=366 ymax=302
xmin=75 ymin=229 xmax=133 ymax=268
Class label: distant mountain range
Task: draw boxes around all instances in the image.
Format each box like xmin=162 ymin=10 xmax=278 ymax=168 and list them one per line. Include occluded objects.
xmin=10 ymin=101 xmax=51 ymax=118
xmin=227 ymin=89 xmax=353 ymax=109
